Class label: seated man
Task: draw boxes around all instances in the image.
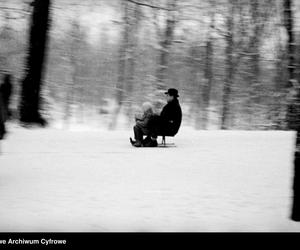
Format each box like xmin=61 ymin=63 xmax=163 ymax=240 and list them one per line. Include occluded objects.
xmin=145 ymin=88 xmax=182 ymax=147
xmin=0 ymin=93 xmax=6 ymax=140
xmin=0 ymin=74 xmax=13 ymax=119
xmin=131 ymin=88 xmax=182 ymax=147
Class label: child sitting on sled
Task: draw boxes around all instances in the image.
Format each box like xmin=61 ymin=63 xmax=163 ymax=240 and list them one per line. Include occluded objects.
xmin=130 ymin=102 xmax=157 ymax=147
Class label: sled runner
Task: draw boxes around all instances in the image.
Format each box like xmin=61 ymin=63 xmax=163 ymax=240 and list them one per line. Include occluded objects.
xmin=157 ymin=142 xmax=176 ymax=148
xmin=130 ymin=136 xmax=177 ymax=147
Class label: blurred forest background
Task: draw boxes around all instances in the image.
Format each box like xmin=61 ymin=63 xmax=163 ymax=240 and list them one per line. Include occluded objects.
xmin=1 ymin=0 xmax=300 ymax=130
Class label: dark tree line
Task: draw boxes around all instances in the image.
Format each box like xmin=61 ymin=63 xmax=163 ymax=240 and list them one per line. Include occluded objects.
xmin=2 ymin=0 xmax=299 ymax=131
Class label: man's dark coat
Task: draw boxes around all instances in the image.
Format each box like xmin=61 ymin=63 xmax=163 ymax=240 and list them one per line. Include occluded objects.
xmin=151 ymin=98 xmax=182 ymax=136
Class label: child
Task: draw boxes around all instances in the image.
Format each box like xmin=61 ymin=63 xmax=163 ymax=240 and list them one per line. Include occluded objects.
xmin=130 ymin=102 xmax=155 ymax=147
xmin=135 ymin=102 xmax=153 ymax=125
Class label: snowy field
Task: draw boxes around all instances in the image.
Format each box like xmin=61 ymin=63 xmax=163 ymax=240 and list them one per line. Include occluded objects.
xmin=1 ymin=125 xmax=300 ymax=232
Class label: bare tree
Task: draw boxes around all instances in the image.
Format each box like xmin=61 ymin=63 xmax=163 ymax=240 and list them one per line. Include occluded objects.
xmin=247 ymin=0 xmax=261 ymax=126
xmin=272 ymin=36 xmax=287 ymax=129
xmin=125 ymin=2 xmax=141 ymax=125
xmin=285 ymin=0 xmax=299 ymax=130
xmin=284 ymin=0 xmax=296 ymax=91
xmin=63 ymin=19 xmax=82 ymax=127
xmin=151 ymin=0 xmax=178 ymax=110
xmin=156 ymin=0 xmax=177 ymax=86
xmin=199 ymin=2 xmax=215 ymax=130
xmin=109 ymin=0 xmax=130 ymax=130
xmin=19 ymin=0 xmax=51 ymax=126
xmin=221 ymin=0 xmax=235 ymax=130
xmin=269 ymin=1 xmax=287 ymax=129
xmin=292 ymin=131 xmax=300 ymax=221
xmin=283 ymin=0 xmax=300 ymax=222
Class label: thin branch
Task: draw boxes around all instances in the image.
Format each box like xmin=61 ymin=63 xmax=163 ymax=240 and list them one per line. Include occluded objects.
xmin=0 ymin=6 xmax=28 ymax=13
xmin=127 ymin=0 xmax=171 ymax=11
xmin=213 ymin=26 xmax=231 ymax=38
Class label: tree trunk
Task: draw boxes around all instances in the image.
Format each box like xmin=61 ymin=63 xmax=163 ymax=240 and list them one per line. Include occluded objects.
xmin=221 ymin=2 xmax=234 ymax=130
xmin=109 ymin=0 xmax=129 ymax=130
xmin=125 ymin=2 xmax=140 ymax=126
xmin=284 ymin=0 xmax=296 ymax=89
xmin=292 ymin=136 xmax=300 ymax=221
xmin=154 ymin=0 xmax=177 ymax=110
xmin=272 ymin=44 xmax=286 ymax=129
xmin=64 ymin=20 xmax=80 ymax=128
xmin=285 ymin=0 xmax=298 ymax=130
xmin=157 ymin=15 xmax=175 ymax=86
xmin=201 ymin=12 xmax=214 ymax=130
xmin=248 ymin=0 xmax=260 ymax=127
xmin=19 ymin=0 xmax=51 ymax=126
xmin=283 ymin=0 xmax=300 ymax=222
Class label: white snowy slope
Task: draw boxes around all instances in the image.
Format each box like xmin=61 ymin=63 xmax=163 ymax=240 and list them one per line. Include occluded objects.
xmin=0 ymin=126 xmax=300 ymax=232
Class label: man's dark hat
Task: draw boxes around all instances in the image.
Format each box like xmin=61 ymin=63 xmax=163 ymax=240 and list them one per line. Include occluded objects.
xmin=165 ymin=88 xmax=179 ymax=97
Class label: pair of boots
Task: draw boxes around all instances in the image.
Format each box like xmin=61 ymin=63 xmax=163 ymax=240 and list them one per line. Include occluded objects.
xmin=130 ymin=136 xmax=158 ymax=147
xmin=142 ymin=136 xmax=158 ymax=147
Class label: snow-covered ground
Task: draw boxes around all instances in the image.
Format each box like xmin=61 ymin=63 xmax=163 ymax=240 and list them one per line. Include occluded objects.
xmin=0 ymin=125 xmax=300 ymax=232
